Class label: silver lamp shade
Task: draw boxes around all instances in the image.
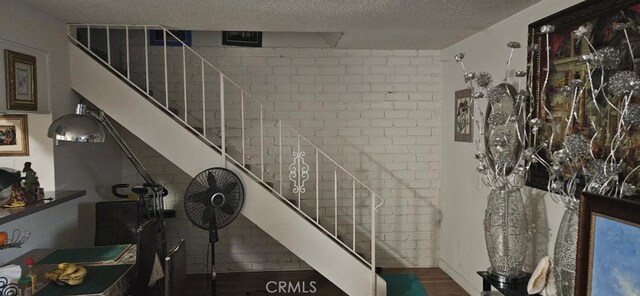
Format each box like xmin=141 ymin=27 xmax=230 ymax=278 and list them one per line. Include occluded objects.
xmin=48 ymin=104 xmax=105 ymax=143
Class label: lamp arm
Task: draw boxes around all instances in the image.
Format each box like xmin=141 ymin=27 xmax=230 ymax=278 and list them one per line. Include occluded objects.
xmin=90 ymin=110 xmax=159 ymax=189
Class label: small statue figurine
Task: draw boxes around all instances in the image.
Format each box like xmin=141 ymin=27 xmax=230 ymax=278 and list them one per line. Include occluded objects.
xmin=22 ymin=162 xmax=40 ymax=204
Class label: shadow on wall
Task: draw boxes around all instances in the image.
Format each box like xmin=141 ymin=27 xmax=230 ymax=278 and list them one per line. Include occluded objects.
xmin=523 ymin=187 xmax=550 ymax=273
xmin=338 ymin=138 xmax=441 ymax=268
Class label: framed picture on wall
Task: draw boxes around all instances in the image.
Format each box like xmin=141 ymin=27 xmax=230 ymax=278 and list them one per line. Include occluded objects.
xmin=222 ymin=31 xmax=262 ymax=47
xmin=454 ymin=88 xmax=473 ymax=142
xmin=576 ymin=192 xmax=640 ymax=295
xmin=149 ymin=30 xmax=192 ymax=47
xmin=5 ymin=50 xmax=37 ymax=111
xmin=526 ymin=0 xmax=640 ymax=191
xmin=0 ymin=114 xmax=29 ymax=156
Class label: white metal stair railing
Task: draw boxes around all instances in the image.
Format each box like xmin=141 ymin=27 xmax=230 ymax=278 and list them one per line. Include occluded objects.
xmin=67 ymin=24 xmax=385 ymax=293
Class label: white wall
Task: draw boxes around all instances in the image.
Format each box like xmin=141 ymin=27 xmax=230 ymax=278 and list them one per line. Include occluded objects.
xmin=116 ymin=38 xmax=442 ymax=272
xmin=440 ymin=0 xmax=583 ymax=293
xmin=0 ymin=0 xmax=121 ymax=264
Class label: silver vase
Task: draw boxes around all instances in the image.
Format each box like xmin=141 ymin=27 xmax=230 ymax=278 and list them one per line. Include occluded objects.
xmin=553 ymin=208 xmax=578 ymax=296
xmin=484 ymin=188 xmax=529 ymax=276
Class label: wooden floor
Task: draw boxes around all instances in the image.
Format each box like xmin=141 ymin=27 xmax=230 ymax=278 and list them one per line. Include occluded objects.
xmin=184 ymin=268 xmax=469 ymax=296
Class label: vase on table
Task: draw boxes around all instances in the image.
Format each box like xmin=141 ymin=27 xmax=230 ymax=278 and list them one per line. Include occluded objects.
xmin=553 ymin=207 xmax=578 ymax=296
xmin=484 ymin=188 xmax=529 ymax=277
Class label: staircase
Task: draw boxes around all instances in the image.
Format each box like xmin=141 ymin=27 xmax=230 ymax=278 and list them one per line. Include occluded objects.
xmin=67 ymin=25 xmax=386 ymax=296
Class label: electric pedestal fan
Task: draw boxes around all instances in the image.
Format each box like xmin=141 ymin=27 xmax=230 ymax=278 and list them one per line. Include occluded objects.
xmin=184 ymin=167 xmax=245 ymax=296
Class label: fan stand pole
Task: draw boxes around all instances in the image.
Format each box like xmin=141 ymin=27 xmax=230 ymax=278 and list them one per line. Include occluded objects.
xmin=210 ymin=229 xmax=219 ymax=296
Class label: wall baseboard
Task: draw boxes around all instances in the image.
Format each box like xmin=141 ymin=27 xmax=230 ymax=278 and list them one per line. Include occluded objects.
xmin=438 ymin=258 xmax=480 ymax=295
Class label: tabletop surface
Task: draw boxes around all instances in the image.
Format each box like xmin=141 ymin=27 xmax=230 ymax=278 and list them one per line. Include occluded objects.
xmin=9 ymin=244 xmax=136 ymax=296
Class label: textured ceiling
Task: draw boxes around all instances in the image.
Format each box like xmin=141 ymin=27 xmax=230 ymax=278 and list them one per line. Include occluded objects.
xmin=20 ymin=0 xmax=540 ymax=49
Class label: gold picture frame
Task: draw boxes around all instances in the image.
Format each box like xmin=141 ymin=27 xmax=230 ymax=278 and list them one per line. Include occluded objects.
xmin=5 ymin=50 xmax=38 ymax=111
xmin=0 ymin=114 xmax=29 ymax=156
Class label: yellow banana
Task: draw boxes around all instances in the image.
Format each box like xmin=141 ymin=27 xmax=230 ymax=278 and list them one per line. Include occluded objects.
xmin=58 ymin=263 xmax=79 ymax=281
xmin=68 ymin=266 xmax=87 ymax=280
xmin=64 ymin=278 xmax=84 ymax=286
xmin=57 ymin=263 xmax=68 ymax=270
xmin=44 ymin=271 xmax=60 ymax=281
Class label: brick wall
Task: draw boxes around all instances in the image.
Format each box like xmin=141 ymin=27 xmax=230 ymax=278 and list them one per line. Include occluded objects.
xmin=120 ymin=38 xmax=442 ymax=273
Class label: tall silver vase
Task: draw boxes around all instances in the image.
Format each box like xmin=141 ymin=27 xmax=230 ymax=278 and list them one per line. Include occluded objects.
xmin=484 ymin=189 xmax=529 ymax=276
xmin=553 ymin=208 xmax=579 ymax=296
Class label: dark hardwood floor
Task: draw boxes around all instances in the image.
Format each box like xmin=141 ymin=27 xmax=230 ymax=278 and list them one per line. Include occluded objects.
xmin=184 ymin=268 xmax=469 ymax=296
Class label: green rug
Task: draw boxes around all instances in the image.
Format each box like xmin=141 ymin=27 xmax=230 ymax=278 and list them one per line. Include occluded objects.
xmin=381 ymin=273 xmax=428 ymax=296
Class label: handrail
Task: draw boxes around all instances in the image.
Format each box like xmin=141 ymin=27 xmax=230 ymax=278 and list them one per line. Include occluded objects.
xmin=67 ymin=24 xmax=384 ymax=293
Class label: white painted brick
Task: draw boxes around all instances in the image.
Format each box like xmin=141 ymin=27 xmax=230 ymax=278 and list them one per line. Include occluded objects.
xmin=371 ymin=66 xmax=394 ymax=74
xmin=339 ymin=75 xmax=363 ymax=84
xmin=291 ymin=57 xmax=315 ymax=65
xmin=291 ymin=75 xmax=314 ymax=84
xmin=393 ymin=84 xmax=418 ymax=92
xmin=266 ymin=75 xmax=290 ymax=83
xmin=273 ymin=66 xmax=297 ymax=75
xmin=371 ymin=84 xmax=394 ymax=92
xmin=241 ymin=56 xmax=266 ymax=65
xmin=299 ymin=84 xmax=323 ymax=93
xmin=123 ymin=43 xmax=442 ymax=272
xmin=339 ymin=57 xmax=364 ymax=65
xmin=266 ymin=57 xmax=291 ymax=65
xmin=347 ymin=84 xmax=370 ymax=92
xmin=346 ymin=66 xmax=371 ymax=74
xmin=315 ymin=75 xmax=338 ymax=84
xmin=323 ymin=84 xmax=347 ymax=92
xmin=362 ymin=75 xmax=386 ymax=83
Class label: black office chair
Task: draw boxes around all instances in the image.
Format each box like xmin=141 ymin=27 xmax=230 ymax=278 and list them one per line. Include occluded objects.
xmin=95 ymin=201 xmax=138 ymax=246
xmin=131 ymin=218 xmax=160 ymax=296
xmin=164 ymin=239 xmax=186 ymax=296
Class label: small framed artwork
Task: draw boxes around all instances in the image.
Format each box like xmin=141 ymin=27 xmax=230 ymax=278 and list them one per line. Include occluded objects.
xmin=222 ymin=31 xmax=262 ymax=47
xmin=454 ymin=88 xmax=473 ymax=142
xmin=0 ymin=114 xmax=29 ymax=156
xmin=149 ymin=30 xmax=192 ymax=47
xmin=576 ymin=192 xmax=640 ymax=295
xmin=5 ymin=50 xmax=37 ymax=111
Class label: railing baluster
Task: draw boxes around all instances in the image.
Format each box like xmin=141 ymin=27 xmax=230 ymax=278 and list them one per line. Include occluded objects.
xmin=279 ymin=120 xmax=282 ymax=195
xmin=106 ymin=25 xmax=111 ymax=65
xmin=352 ymin=179 xmax=356 ymax=251
xmin=334 ymin=167 xmax=338 ymax=237
xmin=87 ymin=25 xmax=91 ymax=49
xmin=316 ymin=149 xmax=319 ymax=223
xmin=144 ymin=26 xmax=150 ymax=94
xmin=125 ymin=25 xmax=130 ymax=79
xmin=241 ymin=92 xmax=245 ymax=166
xmin=297 ymin=135 xmax=301 ymax=208
xmin=163 ymin=29 xmax=169 ymax=107
xmin=182 ymin=45 xmax=188 ymax=123
xmin=201 ymin=59 xmax=206 ymax=137
xmin=220 ymin=73 xmax=226 ymax=165
xmin=371 ymin=191 xmax=376 ymax=294
xmin=260 ymin=105 xmax=264 ymax=181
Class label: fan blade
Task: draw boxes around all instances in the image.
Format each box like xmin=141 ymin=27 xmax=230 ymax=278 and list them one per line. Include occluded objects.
xmin=186 ymin=190 xmax=211 ymax=207
xmin=207 ymin=172 xmax=219 ymax=192
xmin=219 ymin=202 xmax=235 ymax=215
xmin=221 ymin=182 xmax=237 ymax=195
xmin=201 ymin=205 xmax=215 ymax=228
xmin=211 ymin=208 xmax=218 ymax=230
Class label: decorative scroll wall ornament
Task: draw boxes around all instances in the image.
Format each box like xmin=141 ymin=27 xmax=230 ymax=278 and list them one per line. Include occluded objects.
xmin=289 ymin=150 xmax=309 ymax=195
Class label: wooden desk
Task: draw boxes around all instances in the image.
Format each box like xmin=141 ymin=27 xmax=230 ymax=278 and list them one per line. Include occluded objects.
xmin=10 ymin=245 xmax=135 ymax=296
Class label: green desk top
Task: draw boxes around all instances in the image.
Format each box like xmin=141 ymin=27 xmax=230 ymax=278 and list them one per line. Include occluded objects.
xmin=38 ymin=245 xmax=130 ymax=265
xmin=35 ymin=264 xmax=133 ymax=296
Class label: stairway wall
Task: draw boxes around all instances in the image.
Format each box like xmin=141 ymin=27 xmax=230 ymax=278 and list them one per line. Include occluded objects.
xmin=116 ymin=34 xmax=443 ymax=271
